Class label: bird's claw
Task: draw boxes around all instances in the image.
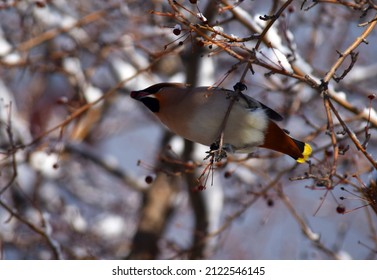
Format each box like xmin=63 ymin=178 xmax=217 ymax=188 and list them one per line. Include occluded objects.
xmin=204 ymin=142 xmax=228 ymax=162
xmin=233 ymin=82 xmax=247 ymax=92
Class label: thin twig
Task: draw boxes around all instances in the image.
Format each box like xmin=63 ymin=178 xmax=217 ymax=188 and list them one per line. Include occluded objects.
xmin=255 ymin=0 xmax=294 ymax=50
xmin=327 ymin=99 xmax=377 ymax=169
xmin=17 ymin=4 xmax=119 ymax=52
xmin=0 ymin=102 xmax=18 ymax=195
xmin=0 ymin=199 xmax=63 ymax=259
xmin=276 ymin=186 xmax=341 ymax=259
xmin=323 ymin=94 xmax=339 ymax=181
xmin=65 ymin=142 xmax=145 ymax=192
xmin=323 ymin=13 xmax=377 ymax=84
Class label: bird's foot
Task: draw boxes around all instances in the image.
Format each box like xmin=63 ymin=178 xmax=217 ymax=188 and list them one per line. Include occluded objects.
xmin=233 ymin=82 xmax=247 ymax=92
xmin=204 ymin=142 xmax=228 ymax=162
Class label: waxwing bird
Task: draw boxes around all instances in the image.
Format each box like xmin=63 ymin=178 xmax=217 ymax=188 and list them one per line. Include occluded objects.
xmin=131 ymin=83 xmax=312 ymax=163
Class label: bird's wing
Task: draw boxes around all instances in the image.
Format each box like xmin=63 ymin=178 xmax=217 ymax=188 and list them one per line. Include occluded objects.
xmin=241 ymin=93 xmax=283 ymax=121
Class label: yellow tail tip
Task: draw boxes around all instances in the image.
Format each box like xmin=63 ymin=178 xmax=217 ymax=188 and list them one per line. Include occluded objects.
xmin=296 ymin=143 xmax=312 ymax=163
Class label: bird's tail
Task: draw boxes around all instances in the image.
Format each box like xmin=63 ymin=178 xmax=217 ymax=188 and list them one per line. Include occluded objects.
xmin=260 ymin=121 xmax=312 ymax=163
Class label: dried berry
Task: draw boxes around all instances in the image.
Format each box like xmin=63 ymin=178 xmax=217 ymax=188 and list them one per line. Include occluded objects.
xmin=224 ymin=171 xmax=232 ymax=179
xmin=336 ymin=204 xmax=346 ymax=214
xmin=197 ymin=185 xmax=206 ymax=191
xmin=35 ymin=1 xmax=46 ymax=8
xmin=267 ymin=198 xmax=274 ymax=207
xmin=56 ymin=96 xmax=68 ymax=105
xmin=196 ymin=40 xmax=204 ymax=47
xmin=145 ymin=175 xmax=153 ymax=184
xmin=173 ymin=24 xmax=181 ymax=36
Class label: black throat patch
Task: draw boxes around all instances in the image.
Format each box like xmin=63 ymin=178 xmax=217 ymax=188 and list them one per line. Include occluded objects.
xmin=141 ymin=97 xmax=160 ymax=112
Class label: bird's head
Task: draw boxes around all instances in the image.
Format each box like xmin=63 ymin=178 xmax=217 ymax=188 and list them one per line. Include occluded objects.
xmin=131 ymin=83 xmax=186 ymax=113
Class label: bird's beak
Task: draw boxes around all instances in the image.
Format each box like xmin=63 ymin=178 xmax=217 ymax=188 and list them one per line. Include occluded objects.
xmin=130 ymin=90 xmax=148 ymax=100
